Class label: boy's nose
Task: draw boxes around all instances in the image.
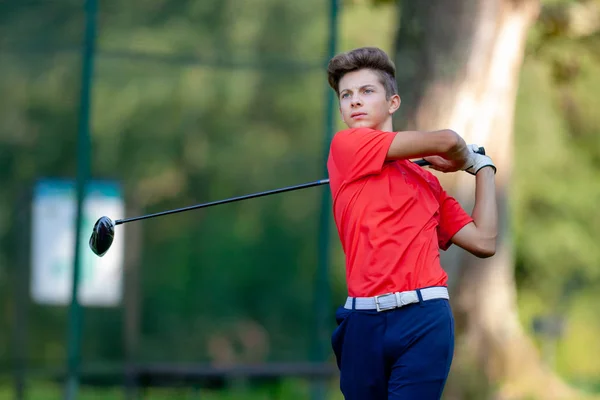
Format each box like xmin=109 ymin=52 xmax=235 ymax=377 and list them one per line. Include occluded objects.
xmin=351 ymin=96 xmax=363 ymax=107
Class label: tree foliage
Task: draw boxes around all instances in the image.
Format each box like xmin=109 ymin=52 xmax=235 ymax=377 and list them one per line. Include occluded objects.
xmin=0 ymin=0 xmax=335 ymax=368
xmin=514 ymin=0 xmax=600 ymax=299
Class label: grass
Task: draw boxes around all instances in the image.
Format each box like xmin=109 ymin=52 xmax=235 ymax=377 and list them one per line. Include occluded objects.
xmin=0 ymin=378 xmax=345 ymax=400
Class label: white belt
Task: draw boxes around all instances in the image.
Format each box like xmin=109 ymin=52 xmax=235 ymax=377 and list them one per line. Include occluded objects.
xmin=344 ymin=286 xmax=449 ymax=312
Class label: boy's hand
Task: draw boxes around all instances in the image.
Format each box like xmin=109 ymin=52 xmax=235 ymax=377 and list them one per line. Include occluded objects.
xmin=423 ymin=142 xmax=473 ymax=173
xmin=424 ymin=134 xmax=474 ymax=173
xmin=424 ymin=144 xmax=494 ymax=174
xmin=464 ymin=152 xmax=496 ymax=175
xmin=422 ymin=155 xmax=466 ymax=173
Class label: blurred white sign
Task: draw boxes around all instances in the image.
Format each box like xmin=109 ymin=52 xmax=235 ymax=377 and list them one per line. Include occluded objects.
xmin=30 ymin=179 xmax=125 ymax=307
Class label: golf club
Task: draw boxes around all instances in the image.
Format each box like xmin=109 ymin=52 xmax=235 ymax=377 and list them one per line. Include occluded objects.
xmin=89 ymin=147 xmax=485 ymax=257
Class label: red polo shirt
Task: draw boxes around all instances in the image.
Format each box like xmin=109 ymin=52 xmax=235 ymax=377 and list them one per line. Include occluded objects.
xmin=327 ymin=127 xmax=473 ymax=297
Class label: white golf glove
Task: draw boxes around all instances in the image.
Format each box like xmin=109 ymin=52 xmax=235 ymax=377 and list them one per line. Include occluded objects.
xmin=463 ymin=144 xmax=496 ymax=175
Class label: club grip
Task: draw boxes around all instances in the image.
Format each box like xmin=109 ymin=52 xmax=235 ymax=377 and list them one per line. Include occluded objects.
xmin=414 ymin=146 xmax=485 ymax=167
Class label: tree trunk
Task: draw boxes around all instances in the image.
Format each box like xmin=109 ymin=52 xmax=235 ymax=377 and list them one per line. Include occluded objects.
xmin=393 ymin=1 xmax=584 ymax=399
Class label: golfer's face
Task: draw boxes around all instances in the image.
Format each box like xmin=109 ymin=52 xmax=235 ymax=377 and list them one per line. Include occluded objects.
xmin=338 ymin=69 xmax=394 ymax=130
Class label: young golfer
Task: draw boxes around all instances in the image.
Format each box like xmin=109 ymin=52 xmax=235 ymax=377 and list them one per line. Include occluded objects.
xmin=326 ymin=47 xmax=498 ymax=399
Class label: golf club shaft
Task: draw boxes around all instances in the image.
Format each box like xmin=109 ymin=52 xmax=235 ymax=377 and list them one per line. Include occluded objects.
xmin=115 ymin=179 xmax=331 ymax=225
xmin=114 ymin=154 xmax=475 ymax=226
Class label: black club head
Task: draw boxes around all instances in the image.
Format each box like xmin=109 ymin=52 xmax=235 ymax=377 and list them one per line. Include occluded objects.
xmin=89 ymin=216 xmax=115 ymax=257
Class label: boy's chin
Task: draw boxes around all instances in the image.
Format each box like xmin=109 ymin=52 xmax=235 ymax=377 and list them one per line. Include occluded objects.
xmin=347 ymin=120 xmax=378 ymax=130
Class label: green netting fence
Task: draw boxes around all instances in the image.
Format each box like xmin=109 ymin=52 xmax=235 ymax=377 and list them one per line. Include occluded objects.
xmin=0 ymin=0 xmax=344 ymax=398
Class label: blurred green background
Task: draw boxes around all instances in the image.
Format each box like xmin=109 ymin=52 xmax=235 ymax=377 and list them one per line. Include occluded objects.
xmin=0 ymin=0 xmax=599 ymax=399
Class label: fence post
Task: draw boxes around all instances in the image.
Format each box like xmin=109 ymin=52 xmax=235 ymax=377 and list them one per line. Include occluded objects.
xmin=65 ymin=0 xmax=97 ymax=398
xmin=313 ymin=0 xmax=339 ymax=398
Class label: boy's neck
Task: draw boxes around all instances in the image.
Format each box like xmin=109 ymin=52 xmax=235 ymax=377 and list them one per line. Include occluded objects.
xmin=378 ymin=118 xmax=394 ymax=132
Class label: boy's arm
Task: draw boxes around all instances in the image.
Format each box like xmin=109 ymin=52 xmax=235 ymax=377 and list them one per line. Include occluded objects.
xmin=450 ymin=167 xmax=498 ymax=258
xmin=386 ymin=129 xmax=472 ymax=169
xmin=330 ymin=128 xmax=474 ymax=183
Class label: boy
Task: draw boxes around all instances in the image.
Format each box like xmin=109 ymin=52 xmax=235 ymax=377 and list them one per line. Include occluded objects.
xmin=326 ymin=47 xmax=497 ymax=399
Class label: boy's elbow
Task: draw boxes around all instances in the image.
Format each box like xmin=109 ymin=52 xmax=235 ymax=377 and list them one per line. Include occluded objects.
xmin=473 ymin=237 xmax=497 ymax=258
xmin=475 ymin=247 xmax=496 ymax=259
xmin=439 ymin=129 xmax=461 ymax=153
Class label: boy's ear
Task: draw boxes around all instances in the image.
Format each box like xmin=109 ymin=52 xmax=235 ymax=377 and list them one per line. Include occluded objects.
xmin=389 ymin=94 xmax=401 ymax=114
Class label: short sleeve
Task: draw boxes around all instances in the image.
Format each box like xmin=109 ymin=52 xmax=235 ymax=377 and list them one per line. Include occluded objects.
xmin=328 ymin=128 xmax=396 ymax=182
xmin=437 ymin=189 xmax=474 ymax=250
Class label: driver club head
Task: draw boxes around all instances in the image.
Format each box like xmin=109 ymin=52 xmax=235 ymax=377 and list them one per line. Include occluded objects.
xmin=89 ymin=216 xmax=115 ymax=257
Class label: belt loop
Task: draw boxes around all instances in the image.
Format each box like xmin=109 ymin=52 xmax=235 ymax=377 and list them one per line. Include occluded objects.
xmin=352 ymin=297 xmax=356 ymax=310
xmin=416 ymin=289 xmax=424 ymax=307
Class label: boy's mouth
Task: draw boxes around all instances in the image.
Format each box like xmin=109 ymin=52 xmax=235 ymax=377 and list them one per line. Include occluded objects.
xmin=351 ymin=112 xmax=367 ymax=119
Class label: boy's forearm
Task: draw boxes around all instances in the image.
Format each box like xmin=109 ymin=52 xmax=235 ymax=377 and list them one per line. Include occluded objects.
xmin=386 ymin=129 xmax=470 ymax=162
xmin=471 ymin=167 xmax=498 ymax=243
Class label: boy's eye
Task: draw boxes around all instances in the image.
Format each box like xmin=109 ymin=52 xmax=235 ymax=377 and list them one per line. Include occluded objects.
xmin=341 ymin=93 xmax=350 ymax=99
xmin=364 ymin=88 xmax=373 ymax=94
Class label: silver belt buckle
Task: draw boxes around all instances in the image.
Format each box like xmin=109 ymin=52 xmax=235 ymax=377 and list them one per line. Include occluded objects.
xmin=374 ymin=292 xmax=397 ymax=312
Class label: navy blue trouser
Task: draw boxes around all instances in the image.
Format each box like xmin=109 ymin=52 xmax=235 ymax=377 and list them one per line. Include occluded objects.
xmin=331 ymin=297 xmax=455 ymax=399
